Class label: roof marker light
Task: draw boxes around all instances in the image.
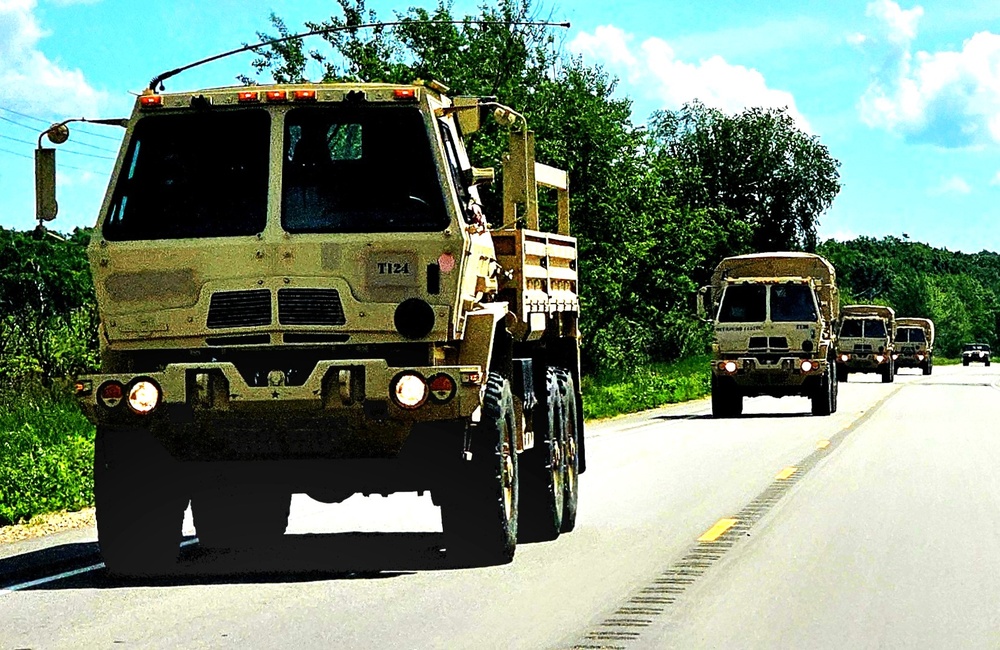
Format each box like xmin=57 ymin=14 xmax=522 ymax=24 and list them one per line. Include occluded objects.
xmin=139 ymin=95 xmax=162 ymax=108
xmin=238 ymin=91 xmax=260 ymax=103
xmin=266 ymin=90 xmax=288 ymax=102
xmin=293 ymin=90 xmax=316 ymax=101
xmin=394 ymin=88 xmax=417 ymax=101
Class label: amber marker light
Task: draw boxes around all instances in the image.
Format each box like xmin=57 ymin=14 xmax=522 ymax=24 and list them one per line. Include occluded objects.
xmin=139 ymin=95 xmax=162 ymax=107
xmin=266 ymin=90 xmax=288 ymax=102
xmin=238 ymin=91 xmax=260 ymax=102
xmin=394 ymin=88 xmax=417 ymax=100
xmin=293 ymin=90 xmax=316 ymax=101
xmin=127 ymin=380 xmax=160 ymax=415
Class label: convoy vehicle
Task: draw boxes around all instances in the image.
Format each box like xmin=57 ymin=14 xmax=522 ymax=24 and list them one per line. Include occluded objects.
xmin=894 ymin=317 xmax=934 ymax=375
xmin=835 ymin=304 xmax=895 ymax=383
xmin=37 ymin=68 xmax=584 ymax=574
xmin=962 ymin=343 xmax=991 ymax=366
xmin=698 ymin=252 xmax=840 ymax=418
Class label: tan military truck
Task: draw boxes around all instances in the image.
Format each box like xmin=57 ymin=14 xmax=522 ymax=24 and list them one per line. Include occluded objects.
xmin=894 ymin=317 xmax=934 ymax=375
xmin=698 ymin=252 xmax=839 ymax=418
xmin=835 ymin=304 xmax=895 ymax=383
xmin=37 ymin=77 xmax=584 ymax=574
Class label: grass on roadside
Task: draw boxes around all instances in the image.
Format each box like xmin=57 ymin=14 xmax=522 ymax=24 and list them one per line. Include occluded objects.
xmin=581 ymin=355 xmax=710 ymax=421
xmin=0 ymin=387 xmax=95 ymax=526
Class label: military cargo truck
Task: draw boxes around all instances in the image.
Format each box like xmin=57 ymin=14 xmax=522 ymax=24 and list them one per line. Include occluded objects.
xmin=894 ymin=317 xmax=934 ymax=375
xmin=38 ymin=78 xmax=584 ymax=574
xmin=698 ymin=252 xmax=839 ymax=418
xmin=835 ymin=304 xmax=895 ymax=383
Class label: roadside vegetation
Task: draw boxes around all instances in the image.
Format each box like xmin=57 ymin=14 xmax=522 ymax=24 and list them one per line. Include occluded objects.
xmin=2 ymin=0 xmax=987 ymax=525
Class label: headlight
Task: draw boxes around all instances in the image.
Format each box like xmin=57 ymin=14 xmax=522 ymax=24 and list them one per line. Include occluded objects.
xmin=800 ymin=360 xmax=814 ymax=373
xmin=391 ymin=372 xmax=428 ymax=409
xmin=876 ymin=355 xmax=885 ymax=363
xmin=840 ymin=354 xmax=850 ymax=363
xmin=723 ymin=361 xmax=737 ymax=373
xmin=892 ymin=354 xmax=899 ymax=360
xmin=917 ymin=354 xmax=925 ymax=361
xmin=127 ymin=380 xmax=160 ymax=414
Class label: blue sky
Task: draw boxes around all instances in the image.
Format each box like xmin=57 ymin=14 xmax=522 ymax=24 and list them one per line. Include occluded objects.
xmin=2 ymin=0 xmax=1000 ymax=253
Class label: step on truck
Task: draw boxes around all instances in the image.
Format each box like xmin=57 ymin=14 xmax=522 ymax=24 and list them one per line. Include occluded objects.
xmin=835 ymin=304 xmax=895 ymax=383
xmin=894 ymin=317 xmax=934 ymax=375
xmin=36 ymin=74 xmax=585 ymax=574
xmin=698 ymin=252 xmax=840 ymax=418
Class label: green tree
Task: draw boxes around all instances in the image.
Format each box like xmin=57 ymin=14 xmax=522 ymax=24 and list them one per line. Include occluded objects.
xmin=648 ymin=101 xmax=841 ymax=253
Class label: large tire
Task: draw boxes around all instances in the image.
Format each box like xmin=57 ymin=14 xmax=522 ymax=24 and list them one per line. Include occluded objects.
xmin=191 ymin=476 xmax=291 ymax=549
xmin=711 ymin=375 xmax=743 ymax=418
xmin=963 ymin=359 xmax=970 ymax=367
xmin=441 ymin=372 xmax=518 ymax=564
xmin=881 ymin=360 xmax=894 ymax=383
xmin=95 ymin=426 xmax=187 ymax=577
xmin=836 ymin=364 xmax=849 ymax=383
xmin=923 ymin=359 xmax=933 ymax=375
xmin=518 ymin=368 xmax=564 ymax=542
xmin=556 ymin=370 xmax=580 ymax=534
xmin=811 ymin=366 xmax=834 ymax=416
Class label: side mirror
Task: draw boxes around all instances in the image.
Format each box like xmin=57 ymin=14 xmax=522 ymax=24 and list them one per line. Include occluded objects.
xmin=35 ymin=148 xmax=57 ymax=222
xmin=696 ymin=286 xmax=712 ymax=322
xmin=463 ymin=166 xmax=495 ymax=188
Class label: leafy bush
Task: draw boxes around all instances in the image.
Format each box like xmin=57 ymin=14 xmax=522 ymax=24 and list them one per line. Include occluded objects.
xmin=0 ymin=388 xmax=95 ymax=525
xmin=581 ymin=355 xmax=711 ymax=420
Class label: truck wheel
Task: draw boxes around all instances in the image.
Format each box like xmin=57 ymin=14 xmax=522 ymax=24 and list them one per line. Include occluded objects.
xmin=94 ymin=426 xmax=186 ymax=577
xmin=556 ymin=369 xmax=580 ymax=534
xmin=881 ymin=361 xmax=893 ymax=383
xmin=831 ymin=366 xmax=839 ymax=412
xmin=518 ymin=368 xmax=564 ymax=542
xmin=441 ymin=372 xmax=518 ymax=564
xmin=836 ymin=365 xmax=848 ymax=383
xmin=711 ymin=375 xmax=742 ymax=418
xmin=192 ymin=480 xmax=291 ymax=549
xmin=963 ymin=359 xmax=969 ymax=367
xmin=811 ymin=367 xmax=834 ymax=416
xmin=923 ymin=360 xmax=932 ymax=375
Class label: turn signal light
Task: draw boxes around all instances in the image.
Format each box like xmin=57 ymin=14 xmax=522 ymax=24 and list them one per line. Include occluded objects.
xmin=428 ymin=373 xmax=457 ymax=404
xmin=97 ymin=381 xmax=125 ymax=409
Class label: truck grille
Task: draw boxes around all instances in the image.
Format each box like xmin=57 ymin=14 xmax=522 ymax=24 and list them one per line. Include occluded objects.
xmin=853 ymin=344 xmax=873 ymax=353
xmin=278 ymin=288 xmax=346 ymax=326
xmin=749 ymin=337 xmax=788 ymax=350
xmin=207 ymin=290 xmax=272 ymax=329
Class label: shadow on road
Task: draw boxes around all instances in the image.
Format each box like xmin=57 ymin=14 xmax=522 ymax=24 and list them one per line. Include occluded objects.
xmin=10 ymin=531 xmax=512 ymax=591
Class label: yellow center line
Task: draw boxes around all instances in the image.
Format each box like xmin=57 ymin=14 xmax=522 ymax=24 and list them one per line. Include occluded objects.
xmin=775 ymin=466 xmax=798 ymax=480
xmin=816 ymin=439 xmax=831 ymax=449
xmin=698 ymin=518 xmax=738 ymax=542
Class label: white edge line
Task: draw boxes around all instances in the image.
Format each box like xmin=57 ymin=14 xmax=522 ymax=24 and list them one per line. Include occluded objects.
xmin=1 ymin=538 xmax=199 ymax=594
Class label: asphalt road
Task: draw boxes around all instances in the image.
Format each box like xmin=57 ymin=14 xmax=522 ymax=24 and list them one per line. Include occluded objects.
xmin=2 ymin=364 xmax=997 ymax=649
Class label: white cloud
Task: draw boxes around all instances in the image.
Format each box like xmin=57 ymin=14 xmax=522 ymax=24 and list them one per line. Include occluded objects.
xmin=865 ymin=0 xmax=923 ymax=46
xmin=569 ymin=25 xmax=810 ymax=131
xmin=858 ymin=0 xmax=1000 ymax=148
xmin=0 ymin=0 xmax=103 ymax=118
xmin=930 ymin=175 xmax=971 ymax=195
xmin=990 ymin=171 xmax=1000 ymax=186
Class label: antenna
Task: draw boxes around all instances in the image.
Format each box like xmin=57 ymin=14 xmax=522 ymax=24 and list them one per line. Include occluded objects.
xmin=148 ymin=19 xmax=571 ymax=92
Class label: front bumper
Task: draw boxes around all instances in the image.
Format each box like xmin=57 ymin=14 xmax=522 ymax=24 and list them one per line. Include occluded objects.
xmin=711 ymin=356 xmax=828 ymax=388
xmin=836 ymin=353 xmax=890 ymax=373
xmin=75 ymin=359 xmax=483 ymax=459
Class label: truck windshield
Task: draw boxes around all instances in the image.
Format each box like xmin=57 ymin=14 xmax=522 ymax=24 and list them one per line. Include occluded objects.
xmin=104 ymin=111 xmax=270 ymax=240
xmin=863 ymin=319 xmax=887 ymax=337
xmin=718 ymin=284 xmax=767 ymax=322
xmin=770 ymin=284 xmax=818 ymax=322
xmin=898 ymin=328 xmax=926 ymax=343
xmin=282 ymin=106 xmax=448 ymax=233
xmin=840 ymin=319 xmax=864 ymax=337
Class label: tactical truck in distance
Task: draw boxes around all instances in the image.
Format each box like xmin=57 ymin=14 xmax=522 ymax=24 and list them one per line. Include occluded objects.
xmin=894 ymin=317 xmax=934 ymax=375
xmin=39 ymin=78 xmax=585 ymax=574
xmin=962 ymin=343 xmax=991 ymax=366
xmin=835 ymin=304 xmax=895 ymax=383
xmin=698 ymin=252 xmax=840 ymax=418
